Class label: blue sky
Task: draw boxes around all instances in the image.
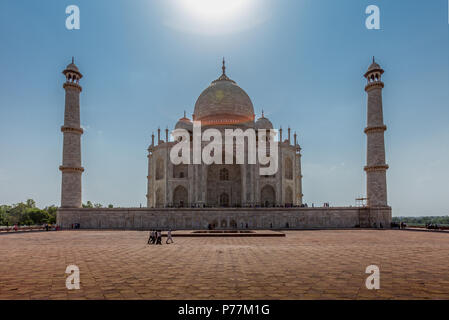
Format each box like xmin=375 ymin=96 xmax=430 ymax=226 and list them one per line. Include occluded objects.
xmin=0 ymin=0 xmax=448 ymax=216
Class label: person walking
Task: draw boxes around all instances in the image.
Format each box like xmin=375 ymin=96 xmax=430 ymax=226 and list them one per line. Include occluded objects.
xmin=156 ymin=230 xmax=162 ymax=245
xmin=166 ymin=229 xmax=174 ymax=244
xmin=147 ymin=230 xmax=153 ymax=245
xmin=151 ymin=230 xmax=156 ymax=244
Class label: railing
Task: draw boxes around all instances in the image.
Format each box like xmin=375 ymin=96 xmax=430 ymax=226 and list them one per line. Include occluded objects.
xmin=0 ymin=225 xmax=59 ymax=233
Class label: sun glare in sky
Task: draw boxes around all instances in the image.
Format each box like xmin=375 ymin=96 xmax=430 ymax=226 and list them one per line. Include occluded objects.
xmin=164 ymin=0 xmax=266 ymax=35
xmin=178 ymin=0 xmax=255 ymax=21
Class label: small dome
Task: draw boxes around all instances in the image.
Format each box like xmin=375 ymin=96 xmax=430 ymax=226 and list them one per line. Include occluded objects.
xmin=66 ymin=63 xmax=79 ymax=72
xmin=255 ymin=114 xmax=273 ymax=130
xmin=63 ymin=58 xmax=83 ymax=78
xmin=175 ymin=114 xmax=193 ymax=131
xmin=367 ymin=61 xmax=381 ymax=72
xmin=364 ymin=57 xmax=384 ymax=77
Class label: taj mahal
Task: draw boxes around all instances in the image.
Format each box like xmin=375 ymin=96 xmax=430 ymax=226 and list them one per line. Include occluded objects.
xmin=147 ymin=60 xmax=302 ymax=209
xmin=57 ymin=58 xmax=392 ymax=230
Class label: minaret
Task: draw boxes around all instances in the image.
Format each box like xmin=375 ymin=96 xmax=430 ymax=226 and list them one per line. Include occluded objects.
xmin=60 ymin=58 xmax=84 ymax=208
xmin=364 ymin=57 xmax=389 ymax=207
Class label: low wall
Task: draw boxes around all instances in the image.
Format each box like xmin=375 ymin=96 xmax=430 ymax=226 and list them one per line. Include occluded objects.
xmin=57 ymin=207 xmax=392 ymax=230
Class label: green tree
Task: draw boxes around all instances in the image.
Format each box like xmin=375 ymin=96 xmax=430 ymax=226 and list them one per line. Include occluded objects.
xmin=0 ymin=205 xmax=9 ymax=225
xmin=82 ymin=201 xmax=94 ymax=208
xmin=23 ymin=208 xmax=50 ymax=225
xmin=392 ymin=216 xmax=449 ymax=226
xmin=0 ymin=200 xmax=59 ymax=226
xmin=45 ymin=206 xmax=58 ymax=224
xmin=26 ymin=199 xmax=36 ymax=209
xmin=8 ymin=202 xmax=28 ymax=225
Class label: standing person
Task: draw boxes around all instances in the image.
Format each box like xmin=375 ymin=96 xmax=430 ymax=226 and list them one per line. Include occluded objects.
xmin=151 ymin=230 xmax=156 ymax=244
xmin=166 ymin=229 xmax=174 ymax=244
xmin=147 ymin=230 xmax=152 ymax=245
xmin=156 ymin=230 xmax=162 ymax=245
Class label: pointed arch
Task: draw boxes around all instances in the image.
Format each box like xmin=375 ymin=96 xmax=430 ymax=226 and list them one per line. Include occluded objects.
xmin=174 ymin=164 xmax=188 ymax=179
xmin=173 ymin=185 xmax=188 ymax=207
xmin=285 ymin=186 xmax=293 ymax=206
xmin=285 ymin=157 xmax=293 ymax=180
xmin=155 ymin=158 xmax=164 ymax=180
xmin=220 ymin=193 xmax=230 ymax=207
xmin=155 ymin=188 xmax=164 ymax=208
xmin=261 ymin=185 xmax=276 ymax=207
xmin=219 ymin=168 xmax=229 ymax=181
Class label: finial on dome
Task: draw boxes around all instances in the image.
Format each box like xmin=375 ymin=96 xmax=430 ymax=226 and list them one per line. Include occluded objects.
xmin=373 ymin=56 xmax=375 ymax=64
xmin=72 ymin=56 xmax=75 ymax=64
xmin=184 ymin=110 xmax=186 ymax=118
xmin=222 ymin=57 xmax=226 ymax=75
xmin=262 ymin=109 xmax=265 ymax=118
xmin=211 ymin=58 xmax=235 ymax=84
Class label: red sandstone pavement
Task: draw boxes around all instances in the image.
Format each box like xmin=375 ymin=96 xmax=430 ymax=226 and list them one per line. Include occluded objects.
xmin=0 ymin=230 xmax=448 ymax=300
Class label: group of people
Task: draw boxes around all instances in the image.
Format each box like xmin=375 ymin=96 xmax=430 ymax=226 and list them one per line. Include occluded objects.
xmin=45 ymin=224 xmax=60 ymax=231
xmin=147 ymin=229 xmax=174 ymax=245
xmin=426 ymin=223 xmax=439 ymax=230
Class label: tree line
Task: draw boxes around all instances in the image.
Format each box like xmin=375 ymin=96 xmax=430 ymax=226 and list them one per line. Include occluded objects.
xmin=392 ymin=216 xmax=449 ymax=226
xmin=0 ymin=199 xmax=57 ymax=226
xmin=0 ymin=200 xmax=114 ymax=226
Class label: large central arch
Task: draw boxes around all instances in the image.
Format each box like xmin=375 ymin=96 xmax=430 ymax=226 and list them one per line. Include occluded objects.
xmin=207 ymin=164 xmax=242 ymax=207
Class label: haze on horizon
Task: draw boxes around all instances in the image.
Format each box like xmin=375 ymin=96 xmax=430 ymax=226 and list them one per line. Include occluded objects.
xmin=0 ymin=0 xmax=448 ymax=217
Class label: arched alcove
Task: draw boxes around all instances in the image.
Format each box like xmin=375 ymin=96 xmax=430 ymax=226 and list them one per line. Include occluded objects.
xmin=285 ymin=157 xmax=293 ymax=180
xmin=261 ymin=185 xmax=276 ymax=207
xmin=173 ymin=185 xmax=188 ymax=207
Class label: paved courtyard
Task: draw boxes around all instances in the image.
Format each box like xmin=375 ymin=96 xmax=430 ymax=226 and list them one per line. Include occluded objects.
xmin=1 ymin=230 xmax=448 ymax=300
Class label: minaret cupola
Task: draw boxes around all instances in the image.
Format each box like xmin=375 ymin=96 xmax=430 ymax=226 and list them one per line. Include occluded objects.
xmin=63 ymin=57 xmax=83 ymax=84
xmin=364 ymin=57 xmax=384 ymax=89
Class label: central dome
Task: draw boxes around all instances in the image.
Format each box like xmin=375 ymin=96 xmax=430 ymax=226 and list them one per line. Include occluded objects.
xmin=193 ymin=61 xmax=255 ymax=126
